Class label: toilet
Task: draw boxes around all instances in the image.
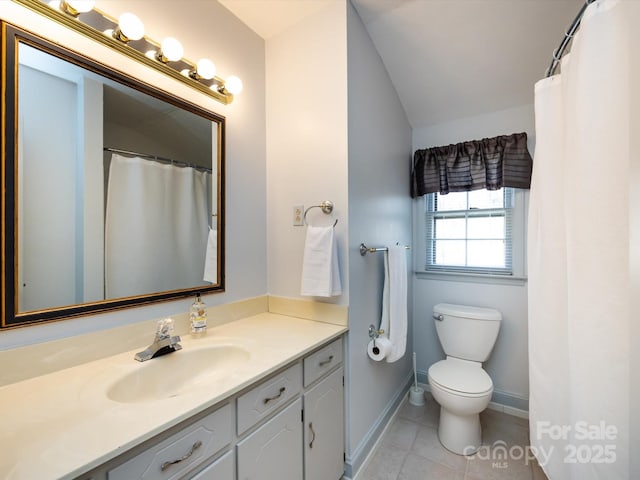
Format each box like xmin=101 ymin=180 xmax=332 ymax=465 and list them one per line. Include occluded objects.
xmin=427 ymin=303 xmax=501 ymax=455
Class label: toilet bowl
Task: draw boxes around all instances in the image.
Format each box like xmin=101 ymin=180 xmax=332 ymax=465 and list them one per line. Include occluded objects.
xmin=428 ymin=357 xmax=493 ymax=454
xmin=428 ymin=303 xmax=501 ymax=455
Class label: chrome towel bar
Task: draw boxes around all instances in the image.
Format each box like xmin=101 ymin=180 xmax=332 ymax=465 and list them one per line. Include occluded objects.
xmin=359 ymin=243 xmax=410 ymax=256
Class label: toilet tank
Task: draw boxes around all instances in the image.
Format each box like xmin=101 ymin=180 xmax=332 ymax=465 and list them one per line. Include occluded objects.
xmin=433 ymin=303 xmax=502 ymax=362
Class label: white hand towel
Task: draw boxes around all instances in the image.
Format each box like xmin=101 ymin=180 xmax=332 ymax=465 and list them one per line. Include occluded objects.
xmin=203 ymin=226 xmax=217 ymax=283
xmin=300 ymin=226 xmax=342 ymax=297
xmin=381 ymin=244 xmax=407 ymax=363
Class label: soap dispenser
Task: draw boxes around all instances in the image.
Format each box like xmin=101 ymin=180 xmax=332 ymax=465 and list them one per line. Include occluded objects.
xmin=190 ymin=293 xmax=207 ymax=335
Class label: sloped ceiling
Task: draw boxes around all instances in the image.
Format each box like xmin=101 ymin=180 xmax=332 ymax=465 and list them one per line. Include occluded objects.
xmin=218 ymin=0 xmax=335 ymax=39
xmin=220 ymin=0 xmax=584 ymax=128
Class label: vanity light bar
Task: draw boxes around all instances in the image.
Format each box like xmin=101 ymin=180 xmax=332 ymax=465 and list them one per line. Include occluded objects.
xmin=13 ymin=0 xmax=241 ymax=105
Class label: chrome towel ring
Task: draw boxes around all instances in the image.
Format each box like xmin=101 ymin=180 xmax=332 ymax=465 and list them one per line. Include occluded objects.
xmin=304 ymin=200 xmax=338 ymax=227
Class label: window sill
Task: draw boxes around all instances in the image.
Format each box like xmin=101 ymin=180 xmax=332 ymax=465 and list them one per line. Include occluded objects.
xmin=415 ymin=270 xmax=528 ymax=286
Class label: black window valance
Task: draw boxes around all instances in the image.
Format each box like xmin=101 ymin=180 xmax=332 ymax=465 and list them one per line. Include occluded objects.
xmin=411 ymin=132 xmax=533 ymax=197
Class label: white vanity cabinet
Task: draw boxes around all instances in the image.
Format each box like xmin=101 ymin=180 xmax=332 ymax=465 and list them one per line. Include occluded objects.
xmin=81 ymin=336 xmax=344 ymax=480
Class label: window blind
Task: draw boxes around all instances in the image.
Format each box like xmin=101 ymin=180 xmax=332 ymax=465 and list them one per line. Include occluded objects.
xmin=424 ymin=189 xmax=513 ymax=275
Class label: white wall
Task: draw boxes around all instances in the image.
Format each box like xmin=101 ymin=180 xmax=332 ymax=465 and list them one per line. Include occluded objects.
xmin=412 ymin=104 xmax=534 ymax=410
xmin=346 ymin=3 xmax=413 ymax=475
xmin=265 ymin=2 xmax=349 ymax=304
xmin=0 ymin=1 xmax=267 ymax=348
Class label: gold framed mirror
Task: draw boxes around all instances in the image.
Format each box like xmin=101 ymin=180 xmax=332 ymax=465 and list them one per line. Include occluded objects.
xmin=1 ymin=22 xmax=225 ymax=328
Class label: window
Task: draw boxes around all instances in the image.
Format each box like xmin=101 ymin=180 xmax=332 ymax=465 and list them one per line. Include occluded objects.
xmin=424 ymin=188 xmax=514 ymax=275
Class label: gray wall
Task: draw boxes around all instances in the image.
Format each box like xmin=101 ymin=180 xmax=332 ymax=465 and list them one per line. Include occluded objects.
xmin=411 ymin=104 xmax=534 ymax=410
xmin=345 ymin=3 xmax=413 ymax=475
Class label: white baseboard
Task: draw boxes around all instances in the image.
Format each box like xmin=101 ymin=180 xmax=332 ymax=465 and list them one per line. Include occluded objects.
xmin=487 ymin=401 xmax=529 ymax=419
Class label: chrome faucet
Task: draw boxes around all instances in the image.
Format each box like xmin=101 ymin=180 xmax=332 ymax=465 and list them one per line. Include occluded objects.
xmin=134 ymin=318 xmax=182 ymax=362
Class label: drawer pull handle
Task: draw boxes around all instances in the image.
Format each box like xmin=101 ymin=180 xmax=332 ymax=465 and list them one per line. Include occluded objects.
xmin=318 ymin=355 xmax=334 ymax=367
xmin=160 ymin=440 xmax=202 ymax=472
xmin=309 ymin=422 xmax=316 ymax=449
xmin=263 ymin=386 xmax=286 ymax=405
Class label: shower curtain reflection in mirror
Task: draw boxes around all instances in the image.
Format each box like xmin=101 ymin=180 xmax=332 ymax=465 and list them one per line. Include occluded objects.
xmin=105 ymin=153 xmax=212 ymax=298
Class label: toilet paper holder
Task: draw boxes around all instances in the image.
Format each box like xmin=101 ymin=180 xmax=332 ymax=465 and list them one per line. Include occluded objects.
xmin=368 ymin=324 xmax=385 ymax=340
xmin=367 ymin=324 xmax=392 ymax=361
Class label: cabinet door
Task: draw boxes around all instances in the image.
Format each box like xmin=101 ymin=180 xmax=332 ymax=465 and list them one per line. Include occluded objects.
xmin=237 ymin=398 xmax=302 ymax=480
xmin=304 ymin=367 xmax=344 ymax=480
xmin=189 ymin=451 xmax=233 ymax=479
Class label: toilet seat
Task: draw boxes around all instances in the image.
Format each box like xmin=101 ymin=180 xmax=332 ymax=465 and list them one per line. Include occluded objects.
xmin=428 ymin=358 xmax=493 ymax=397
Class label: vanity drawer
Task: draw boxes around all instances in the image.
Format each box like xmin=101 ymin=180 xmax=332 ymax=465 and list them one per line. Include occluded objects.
xmin=108 ymin=404 xmax=232 ymax=480
xmin=304 ymin=337 xmax=343 ymax=387
xmin=236 ymin=363 xmax=302 ymax=435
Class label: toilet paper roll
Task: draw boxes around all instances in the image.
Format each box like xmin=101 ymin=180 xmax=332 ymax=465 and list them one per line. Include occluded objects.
xmin=367 ymin=337 xmax=393 ymax=362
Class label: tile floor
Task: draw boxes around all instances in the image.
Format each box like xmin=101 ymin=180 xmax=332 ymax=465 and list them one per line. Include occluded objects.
xmin=359 ymin=393 xmax=548 ymax=480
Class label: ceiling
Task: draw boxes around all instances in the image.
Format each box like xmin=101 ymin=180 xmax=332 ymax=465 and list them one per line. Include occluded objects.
xmin=219 ymin=0 xmax=584 ymax=128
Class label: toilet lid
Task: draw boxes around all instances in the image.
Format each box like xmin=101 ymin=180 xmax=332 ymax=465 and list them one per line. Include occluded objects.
xmin=428 ymin=359 xmax=493 ymax=395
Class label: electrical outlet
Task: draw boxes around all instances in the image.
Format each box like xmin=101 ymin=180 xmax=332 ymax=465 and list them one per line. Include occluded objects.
xmin=293 ymin=204 xmax=304 ymax=226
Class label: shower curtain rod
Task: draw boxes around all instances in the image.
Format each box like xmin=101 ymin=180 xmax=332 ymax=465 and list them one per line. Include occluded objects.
xmin=104 ymin=147 xmax=213 ymax=174
xmin=545 ymin=0 xmax=596 ymax=77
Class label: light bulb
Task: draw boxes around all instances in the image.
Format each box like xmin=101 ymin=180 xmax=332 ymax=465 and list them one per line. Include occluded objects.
xmin=224 ymin=76 xmax=243 ymax=95
xmin=117 ymin=12 xmax=144 ymax=41
xmin=196 ymin=59 xmax=216 ymax=80
xmin=158 ymin=37 xmax=184 ymax=63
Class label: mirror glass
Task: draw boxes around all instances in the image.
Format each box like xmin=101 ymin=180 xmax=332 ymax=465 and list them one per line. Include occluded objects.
xmin=2 ymin=24 xmax=225 ymax=327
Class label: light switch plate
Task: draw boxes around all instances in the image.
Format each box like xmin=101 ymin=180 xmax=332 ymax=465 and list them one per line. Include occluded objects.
xmin=293 ymin=204 xmax=304 ymax=226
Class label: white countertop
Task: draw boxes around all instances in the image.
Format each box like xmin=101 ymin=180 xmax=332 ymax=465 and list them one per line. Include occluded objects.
xmin=0 ymin=313 xmax=347 ymax=479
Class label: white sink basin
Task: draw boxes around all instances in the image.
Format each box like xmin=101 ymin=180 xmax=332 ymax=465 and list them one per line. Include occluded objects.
xmin=107 ymin=345 xmax=250 ymax=403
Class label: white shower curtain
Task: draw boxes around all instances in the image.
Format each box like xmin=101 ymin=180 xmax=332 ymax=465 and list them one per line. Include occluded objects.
xmin=528 ymin=1 xmax=635 ymax=478
xmin=105 ymin=153 xmax=211 ymax=298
